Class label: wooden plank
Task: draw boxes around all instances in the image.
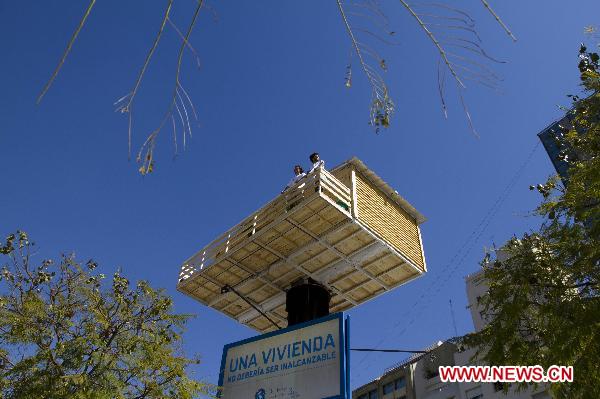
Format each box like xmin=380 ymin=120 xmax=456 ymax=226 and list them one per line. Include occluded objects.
xmin=355 ymin=173 xmax=425 ymax=270
xmin=206 ymin=219 xmax=355 ymax=313
xmin=351 ymin=168 xmax=359 ymax=219
xmin=178 ymin=191 xmax=323 ymax=291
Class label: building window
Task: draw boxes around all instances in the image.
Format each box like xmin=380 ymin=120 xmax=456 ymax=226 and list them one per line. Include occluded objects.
xmin=493 ymin=382 xmax=511 ymax=392
xmin=357 ymin=394 xmax=367 ymax=399
xmin=424 ymin=368 xmax=439 ymax=379
xmin=368 ymin=389 xmax=378 ymax=399
xmin=494 ymin=382 xmax=508 ymax=392
xmin=382 ymin=382 xmax=394 ymax=395
xmin=465 ymin=386 xmax=483 ymax=399
xmin=394 ymin=377 xmax=406 ymax=390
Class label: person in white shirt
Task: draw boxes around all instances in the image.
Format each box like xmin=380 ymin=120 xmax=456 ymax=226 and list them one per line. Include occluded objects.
xmin=282 ymin=165 xmax=306 ymax=193
xmin=308 ymin=152 xmax=325 ymax=174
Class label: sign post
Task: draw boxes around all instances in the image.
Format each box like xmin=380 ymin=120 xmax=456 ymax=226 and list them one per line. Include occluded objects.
xmin=218 ymin=313 xmax=350 ymax=399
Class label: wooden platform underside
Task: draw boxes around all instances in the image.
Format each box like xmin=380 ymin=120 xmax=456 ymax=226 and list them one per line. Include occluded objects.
xmin=177 ymin=192 xmax=423 ymax=333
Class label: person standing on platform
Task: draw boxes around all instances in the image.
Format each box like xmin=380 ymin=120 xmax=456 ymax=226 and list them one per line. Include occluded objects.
xmin=308 ymin=152 xmax=325 ymax=174
xmin=282 ymin=165 xmax=306 ymax=193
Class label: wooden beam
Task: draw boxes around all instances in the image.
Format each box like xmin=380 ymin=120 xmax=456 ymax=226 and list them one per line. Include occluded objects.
xmin=252 ymin=240 xmax=359 ymax=306
xmin=286 ymin=218 xmax=390 ymax=291
xmin=178 ymin=190 xmax=322 ymax=291
xmin=351 ymin=168 xmax=359 ymax=219
xmin=236 ymin=239 xmax=387 ymax=324
xmin=206 ymin=220 xmax=355 ymax=308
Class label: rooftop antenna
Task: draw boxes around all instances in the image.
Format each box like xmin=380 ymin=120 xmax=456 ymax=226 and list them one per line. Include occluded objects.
xmin=449 ymin=299 xmax=458 ymax=337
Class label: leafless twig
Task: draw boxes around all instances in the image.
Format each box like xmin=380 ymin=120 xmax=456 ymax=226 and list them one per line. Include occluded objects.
xmin=437 ymin=59 xmax=448 ymax=118
xmin=337 ymin=0 xmax=394 ymax=130
xmin=458 ymin=87 xmax=479 ymax=138
xmin=168 ymin=17 xmax=202 ymax=69
xmin=123 ymin=0 xmax=174 ymax=159
xmin=136 ymin=0 xmax=204 ymax=174
xmin=398 ymin=0 xmax=465 ymax=88
xmin=480 ymin=0 xmax=517 ymax=42
xmin=37 ymin=0 xmax=97 ymax=103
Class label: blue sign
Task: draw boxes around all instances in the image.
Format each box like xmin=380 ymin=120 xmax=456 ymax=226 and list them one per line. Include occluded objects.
xmin=218 ymin=313 xmax=350 ymax=399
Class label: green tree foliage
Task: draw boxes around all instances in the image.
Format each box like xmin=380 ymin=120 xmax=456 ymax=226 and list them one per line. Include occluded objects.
xmin=463 ymin=45 xmax=600 ymax=398
xmin=0 ymin=231 xmax=210 ymax=399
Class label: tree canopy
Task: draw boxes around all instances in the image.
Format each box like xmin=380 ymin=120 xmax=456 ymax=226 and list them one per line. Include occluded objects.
xmin=0 ymin=231 xmax=209 ymax=399
xmin=463 ymin=45 xmax=600 ymax=398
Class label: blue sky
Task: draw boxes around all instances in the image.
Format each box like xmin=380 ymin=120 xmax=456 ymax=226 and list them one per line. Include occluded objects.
xmin=1 ymin=0 xmax=598 ymax=392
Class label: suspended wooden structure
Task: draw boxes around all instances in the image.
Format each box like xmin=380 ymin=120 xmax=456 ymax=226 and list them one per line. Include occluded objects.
xmin=177 ymin=157 xmax=427 ymax=333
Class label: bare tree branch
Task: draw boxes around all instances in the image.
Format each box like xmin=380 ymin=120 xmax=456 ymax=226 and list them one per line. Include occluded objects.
xmin=480 ymin=0 xmax=517 ymax=42
xmin=398 ymin=0 xmax=465 ymax=88
xmin=168 ymin=17 xmax=202 ymax=69
xmin=337 ymin=0 xmax=394 ymax=129
xmin=124 ymin=1 xmax=174 ymax=112
xmin=37 ymin=0 xmax=97 ymax=104
xmin=137 ymin=0 xmax=204 ymax=174
xmin=123 ymin=0 xmax=174 ymax=159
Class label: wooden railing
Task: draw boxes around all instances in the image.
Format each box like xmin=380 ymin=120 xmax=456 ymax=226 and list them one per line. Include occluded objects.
xmin=178 ymin=167 xmax=352 ymax=283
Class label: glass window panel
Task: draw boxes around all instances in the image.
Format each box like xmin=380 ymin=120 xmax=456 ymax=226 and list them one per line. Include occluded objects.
xmin=395 ymin=377 xmax=406 ymax=390
xmin=383 ymin=383 xmax=394 ymax=394
xmin=465 ymin=386 xmax=483 ymax=399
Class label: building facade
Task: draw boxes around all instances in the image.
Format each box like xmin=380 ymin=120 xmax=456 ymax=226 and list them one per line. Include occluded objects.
xmin=537 ymin=114 xmax=574 ymax=182
xmin=352 ymin=268 xmax=551 ymax=399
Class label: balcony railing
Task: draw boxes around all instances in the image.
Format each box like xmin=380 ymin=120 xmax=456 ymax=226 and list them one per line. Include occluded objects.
xmin=178 ymin=167 xmax=352 ymax=283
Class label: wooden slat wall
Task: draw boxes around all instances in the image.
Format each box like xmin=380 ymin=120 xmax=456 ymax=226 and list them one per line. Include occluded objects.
xmin=331 ymin=164 xmax=352 ymax=188
xmin=354 ymin=172 xmax=425 ymax=270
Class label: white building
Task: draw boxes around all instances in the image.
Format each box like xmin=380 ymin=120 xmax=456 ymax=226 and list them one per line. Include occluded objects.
xmin=352 ymin=268 xmax=551 ymax=399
